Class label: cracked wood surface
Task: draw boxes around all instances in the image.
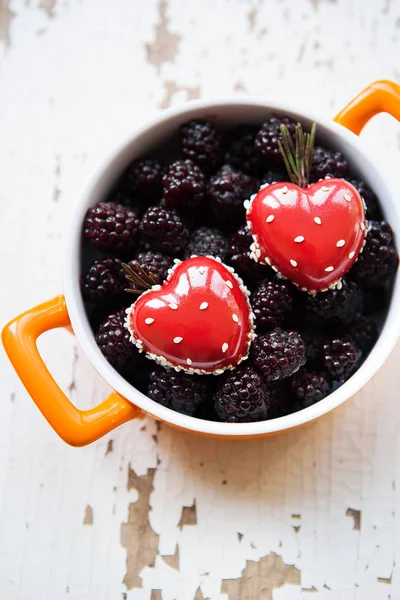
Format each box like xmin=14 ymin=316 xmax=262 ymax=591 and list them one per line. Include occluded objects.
xmin=1 ymin=0 xmax=400 ymax=599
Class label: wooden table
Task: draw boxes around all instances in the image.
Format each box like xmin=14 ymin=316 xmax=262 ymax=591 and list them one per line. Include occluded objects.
xmin=1 ymin=1 xmax=400 ymax=598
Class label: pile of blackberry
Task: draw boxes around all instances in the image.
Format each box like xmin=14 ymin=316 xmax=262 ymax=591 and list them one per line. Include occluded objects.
xmin=80 ymin=115 xmax=397 ymax=423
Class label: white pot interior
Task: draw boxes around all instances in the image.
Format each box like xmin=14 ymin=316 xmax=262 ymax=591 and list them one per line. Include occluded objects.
xmin=63 ymin=98 xmax=400 ymax=437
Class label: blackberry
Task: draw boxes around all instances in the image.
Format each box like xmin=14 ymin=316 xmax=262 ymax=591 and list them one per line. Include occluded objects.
xmin=348 ymin=178 xmax=381 ymax=220
xmin=207 ymin=165 xmax=259 ymax=227
xmin=290 ymin=370 xmax=331 ymax=408
xmin=224 ymin=125 xmax=263 ymax=176
xmin=214 ymin=366 xmax=270 ymax=423
xmin=251 ymin=328 xmax=307 ymax=381
xmin=363 ymin=287 xmax=391 ymax=315
xmin=306 ymin=279 xmax=363 ymax=325
xmin=194 ymin=401 xmax=220 ymax=422
xmin=255 ymin=116 xmax=297 ymax=164
xmin=227 ymin=225 xmax=267 ymax=284
xmin=162 ymin=159 xmax=205 ymax=212
xmin=300 ymin=329 xmax=324 ymax=370
xmin=140 ymin=206 xmax=189 ymax=255
xmin=107 ymin=189 xmax=138 ymax=211
xmin=229 ymin=224 xmax=253 ymax=255
xmin=96 ymin=309 xmax=139 ymax=374
xmin=148 ymin=367 xmax=209 ymax=416
xmin=267 ymin=380 xmax=295 ymax=418
xmin=124 ymin=158 xmax=163 ymax=204
xmin=320 ymin=337 xmax=362 ymax=381
xmin=83 ymin=202 xmax=140 ymax=254
xmin=184 ymin=227 xmax=228 ymax=260
xmin=123 ymin=353 xmax=153 ymax=394
xmin=132 ymin=251 xmax=174 ymax=284
xmin=81 ymin=257 xmax=125 ymax=303
xmin=262 ymin=169 xmax=287 ymax=184
xmin=180 ymin=119 xmax=222 ymax=172
xmin=310 ymin=146 xmax=348 ymax=181
xmin=252 ymin=280 xmax=294 ymax=332
xmin=349 ymin=314 xmax=378 ymax=354
xmin=351 ymin=221 xmax=398 ymax=287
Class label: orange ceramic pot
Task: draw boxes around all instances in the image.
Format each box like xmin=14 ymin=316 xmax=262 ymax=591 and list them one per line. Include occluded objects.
xmin=3 ymin=80 xmax=400 ymax=446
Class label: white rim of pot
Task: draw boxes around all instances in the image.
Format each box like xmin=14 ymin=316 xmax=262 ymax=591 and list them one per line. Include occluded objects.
xmin=63 ymin=97 xmax=400 ymax=436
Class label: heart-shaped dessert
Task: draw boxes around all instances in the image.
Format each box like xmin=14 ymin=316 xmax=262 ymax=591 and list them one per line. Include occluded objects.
xmin=125 ymin=256 xmax=255 ymax=374
xmin=246 ymin=178 xmax=367 ymax=292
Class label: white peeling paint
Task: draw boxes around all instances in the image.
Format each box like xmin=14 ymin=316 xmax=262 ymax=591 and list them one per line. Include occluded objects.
xmin=1 ymin=1 xmax=400 ymax=599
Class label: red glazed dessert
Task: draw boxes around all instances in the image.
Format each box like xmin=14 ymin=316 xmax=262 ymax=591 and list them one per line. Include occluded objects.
xmin=246 ymin=178 xmax=367 ymax=293
xmin=126 ymin=256 xmax=254 ymax=374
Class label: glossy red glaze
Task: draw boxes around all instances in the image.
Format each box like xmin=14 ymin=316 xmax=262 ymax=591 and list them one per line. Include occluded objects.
xmin=246 ymin=178 xmax=367 ymax=292
xmin=127 ymin=256 xmax=254 ymax=374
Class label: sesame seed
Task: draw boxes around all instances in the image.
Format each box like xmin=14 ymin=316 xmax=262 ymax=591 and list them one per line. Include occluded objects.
xmin=200 ymin=302 xmax=208 ymax=310
xmin=321 ymin=186 xmax=330 ymax=192
xmin=226 ymin=280 xmax=233 ymax=289
xmin=282 ymin=185 xmax=288 ymax=194
xmin=265 ymin=257 xmax=271 ymax=265
xmin=336 ymin=239 xmax=345 ymax=247
xmin=187 ymin=358 xmax=192 ymax=365
xmin=222 ymin=343 xmax=229 ymax=353
xmin=144 ymin=318 xmax=154 ymax=325
xmin=232 ymin=314 xmax=239 ymax=323
xmin=169 ymin=303 xmax=178 ymax=310
xmin=244 ymin=200 xmax=250 ymax=210
xmin=255 ymin=248 xmax=261 ymax=258
xmin=173 ymin=337 xmax=183 ymax=344
xmin=360 ymin=222 xmax=366 ymax=231
xmin=325 ymin=266 xmax=334 ymax=272
xmin=266 ymin=215 xmax=275 ymax=223
xmin=152 ymin=285 xmax=161 ymax=291
xmin=247 ymin=221 xmax=252 ymax=230
xmin=344 ymin=193 xmax=351 ymax=202
xmin=294 ymin=236 xmax=305 ymax=243
xmin=215 ymin=369 xmax=225 ymax=375
xmin=290 ymin=259 xmax=298 ymax=267
xmin=349 ymin=251 xmax=355 ymax=259
xmin=314 ymin=216 xmax=322 ymax=225
xmin=260 ymin=182 xmax=269 ymax=190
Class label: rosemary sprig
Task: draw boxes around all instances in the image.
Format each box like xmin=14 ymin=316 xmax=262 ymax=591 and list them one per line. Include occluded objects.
xmin=278 ymin=122 xmax=316 ymax=188
xmin=122 ymin=261 xmax=159 ymax=295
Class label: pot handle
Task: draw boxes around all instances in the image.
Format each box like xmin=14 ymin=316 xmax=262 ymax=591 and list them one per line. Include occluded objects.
xmin=2 ymin=295 xmax=141 ymax=447
xmin=334 ymin=79 xmax=400 ymax=134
